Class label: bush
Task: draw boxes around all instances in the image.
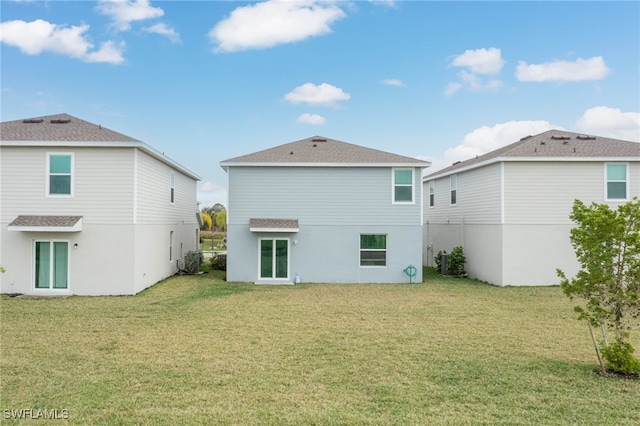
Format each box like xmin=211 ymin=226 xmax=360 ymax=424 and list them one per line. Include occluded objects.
xmin=210 ymin=253 xmax=227 ymax=271
xmin=184 ymin=251 xmax=203 ymax=274
xmin=601 ymin=339 xmax=640 ymax=375
xmin=434 ymin=250 xmax=445 ymax=272
xmin=447 ymin=246 xmax=466 ymax=276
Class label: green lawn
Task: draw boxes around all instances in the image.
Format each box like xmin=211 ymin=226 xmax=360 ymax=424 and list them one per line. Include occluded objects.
xmin=1 ymin=267 xmax=638 ymax=425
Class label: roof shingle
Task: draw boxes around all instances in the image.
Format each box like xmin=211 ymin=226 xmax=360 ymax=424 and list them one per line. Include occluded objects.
xmin=221 ymin=136 xmax=429 ymax=166
xmin=426 ymin=130 xmax=639 ymax=178
xmin=1 ymin=113 xmax=140 ymax=142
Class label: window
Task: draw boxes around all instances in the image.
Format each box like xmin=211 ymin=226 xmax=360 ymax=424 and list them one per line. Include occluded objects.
xmin=169 ymin=231 xmax=174 ymax=261
xmin=393 ymin=168 xmax=414 ymax=203
xmin=429 ymin=181 xmax=435 ymax=207
xmin=259 ymin=238 xmax=289 ymax=279
xmin=170 ymin=172 xmax=175 ymax=204
xmin=450 ymin=174 xmax=457 ymax=205
xmin=34 ymin=241 xmax=68 ymax=289
xmin=606 ymin=163 xmax=628 ymax=200
xmin=47 ymin=153 xmax=73 ymax=196
xmin=360 ymin=234 xmax=387 ymax=267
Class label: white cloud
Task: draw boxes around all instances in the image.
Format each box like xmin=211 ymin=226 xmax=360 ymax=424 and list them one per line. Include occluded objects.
xmin=209 ymin=0 xmax=346 ymax=53
xmin=516 ymin=56 xmax=610 ymax=82
xmin=284 ymin=82 xmax=350 ymax=106
xmin=426 ymin=120 xmax=560 ymax=174
xmin=97 ymin=0 xmax=164 ymax=32
xmin=445 ymin=47 xmax=504 ymax=96
xmin=369 ymin=0 xmax=398 ymax=8
xmin=381 ymin=78 xmax=404 ymax=87
xmin=451 ymin=47 xmax=505 ymax=74
xmin=297 ymin=113 xmax=326 ymax=125
xmin=576 ymin=106 xmax=640 ymax=142
xmin=84 ymin=40 xmax=126 ymax=64
xmin=143 ymin=22 xmax=181 ymax=44
xmin=199 ymin=181 xmax=225 ymax=193
xmin=444 ymin=82 xmax=462 ymax=97
xmin=0 ymin=19 xmax=124 ymax=64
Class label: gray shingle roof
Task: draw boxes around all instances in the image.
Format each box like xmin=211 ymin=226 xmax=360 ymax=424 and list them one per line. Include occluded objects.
xmin=8 ymin=215 xmax=83 ymax=227
xmin=250 ymin=218 xmax=299 ymax=229
xmin=1 ymin=113 xmax=140 ymax=142
xmin=426 ymin=129 xmax=640 ymax=178
xmin=221 ymin=136 xmax=429 ymax=166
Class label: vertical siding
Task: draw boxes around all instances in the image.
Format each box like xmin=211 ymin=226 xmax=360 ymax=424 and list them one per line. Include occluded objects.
xmin=228 ymin=166 xmax=422 ymax=226
xmin=0 ymin=146 xmax=134 ymax=224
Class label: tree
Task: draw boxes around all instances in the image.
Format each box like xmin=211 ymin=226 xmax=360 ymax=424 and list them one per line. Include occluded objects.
xmin=215 ymin=210 xmax=227 ymax=232
xmin=557 ymin=197 xmax=640 ymax=374
xmin=200 ymin=211 xmax=212 ymax=231
xmin=201 ymin=203 xmax=226 ymax=217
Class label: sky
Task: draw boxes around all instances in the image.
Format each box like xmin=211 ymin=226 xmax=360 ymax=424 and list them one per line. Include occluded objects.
xmin=1 ymin=0 xmax=639 ymax=208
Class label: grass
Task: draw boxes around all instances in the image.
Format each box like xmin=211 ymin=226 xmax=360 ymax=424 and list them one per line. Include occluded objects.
xmin=1 ymin=267 xmax=638 ymax=425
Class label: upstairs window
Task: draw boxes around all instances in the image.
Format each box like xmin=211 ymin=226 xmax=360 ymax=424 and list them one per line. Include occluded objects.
xmin=450 ymin=174 xmax=457 ymax=205
xmin=393 ymin=168 xmax=414 ymax=204
xmin=429 ymin=181 xmax=435 ymax=207
xmin=170 ymin=172 xmax=175 ymax=204
xmin=606 ymin=163 xmax=628 ymax=200
xmin=360 ymin=234 xmax=387 ymax=267
xmin=47 ymin=153 xmax=73 ymax=196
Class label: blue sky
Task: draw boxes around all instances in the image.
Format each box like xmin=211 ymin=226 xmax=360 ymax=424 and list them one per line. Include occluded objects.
xmin=1 ymin=0 xmax=639 ymax=207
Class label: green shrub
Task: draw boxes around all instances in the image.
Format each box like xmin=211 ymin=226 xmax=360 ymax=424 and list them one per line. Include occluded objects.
xmin=600 ymin=339 xmax=640 ymax=375
xmin=210 ymin=253 xmax=227 ymax=271
xmin=435 ymin=250 xmax=445 ymax=272
xmin=447 ymin=246 xmax=466 ymax=276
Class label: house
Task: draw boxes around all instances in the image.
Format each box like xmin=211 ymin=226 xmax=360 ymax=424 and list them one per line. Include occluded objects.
xmin=422 ymin=129 xmax=640 ymax=286
xmin=220 ymin=136 xmax=430 ymax=284
xmin=0 ymin=113 xmax=201 ymax=296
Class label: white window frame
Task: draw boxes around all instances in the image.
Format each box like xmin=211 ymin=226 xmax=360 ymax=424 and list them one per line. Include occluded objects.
xmin=450 ymin=174 xmax=457 ymax=206
xmin=32 ymin=239 xmax=70 ymax=291
xmin=258 ymin=238 xmax=290 ymax=280
xmin=392 ymin=168 xmax=415 ymax=204
xmin=429 ymin=180 xmax=435 ymax=208
xmin=46 ymin=152 xmax=74 ymax=197
xmin=605 ymin=163 xmax=629 ymax=201
xmin=170 ymin=172 xmax=175 ymax=205
xmin=359 ymin=234 xmax=387 ymax=268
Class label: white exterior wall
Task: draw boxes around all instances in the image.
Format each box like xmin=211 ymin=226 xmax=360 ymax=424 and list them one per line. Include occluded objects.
xmin=0 ymin=146 xmax=199 ymax=295
xmin=423 ymin=159 xmax=639 ymax=286
xmin=227 ymin=166 xmax=424 ymax=283
xmin=423 ymin=163 xmax=503 ymax=282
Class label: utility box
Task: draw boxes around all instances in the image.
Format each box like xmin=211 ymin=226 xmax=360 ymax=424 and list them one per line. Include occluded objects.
xmin=440 ymin=254 xmax=449 ymax=275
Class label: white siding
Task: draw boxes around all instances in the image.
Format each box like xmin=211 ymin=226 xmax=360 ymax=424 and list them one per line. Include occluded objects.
xmin=423 ymin=163 xmax=502 ymax=225
xmin=136 ymin=150 xmax=198 ymax=225
xmin=1 ymin=146 xmax=134 ymax=224
xmin=1 ymin=145 xmax=200 ymax=295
